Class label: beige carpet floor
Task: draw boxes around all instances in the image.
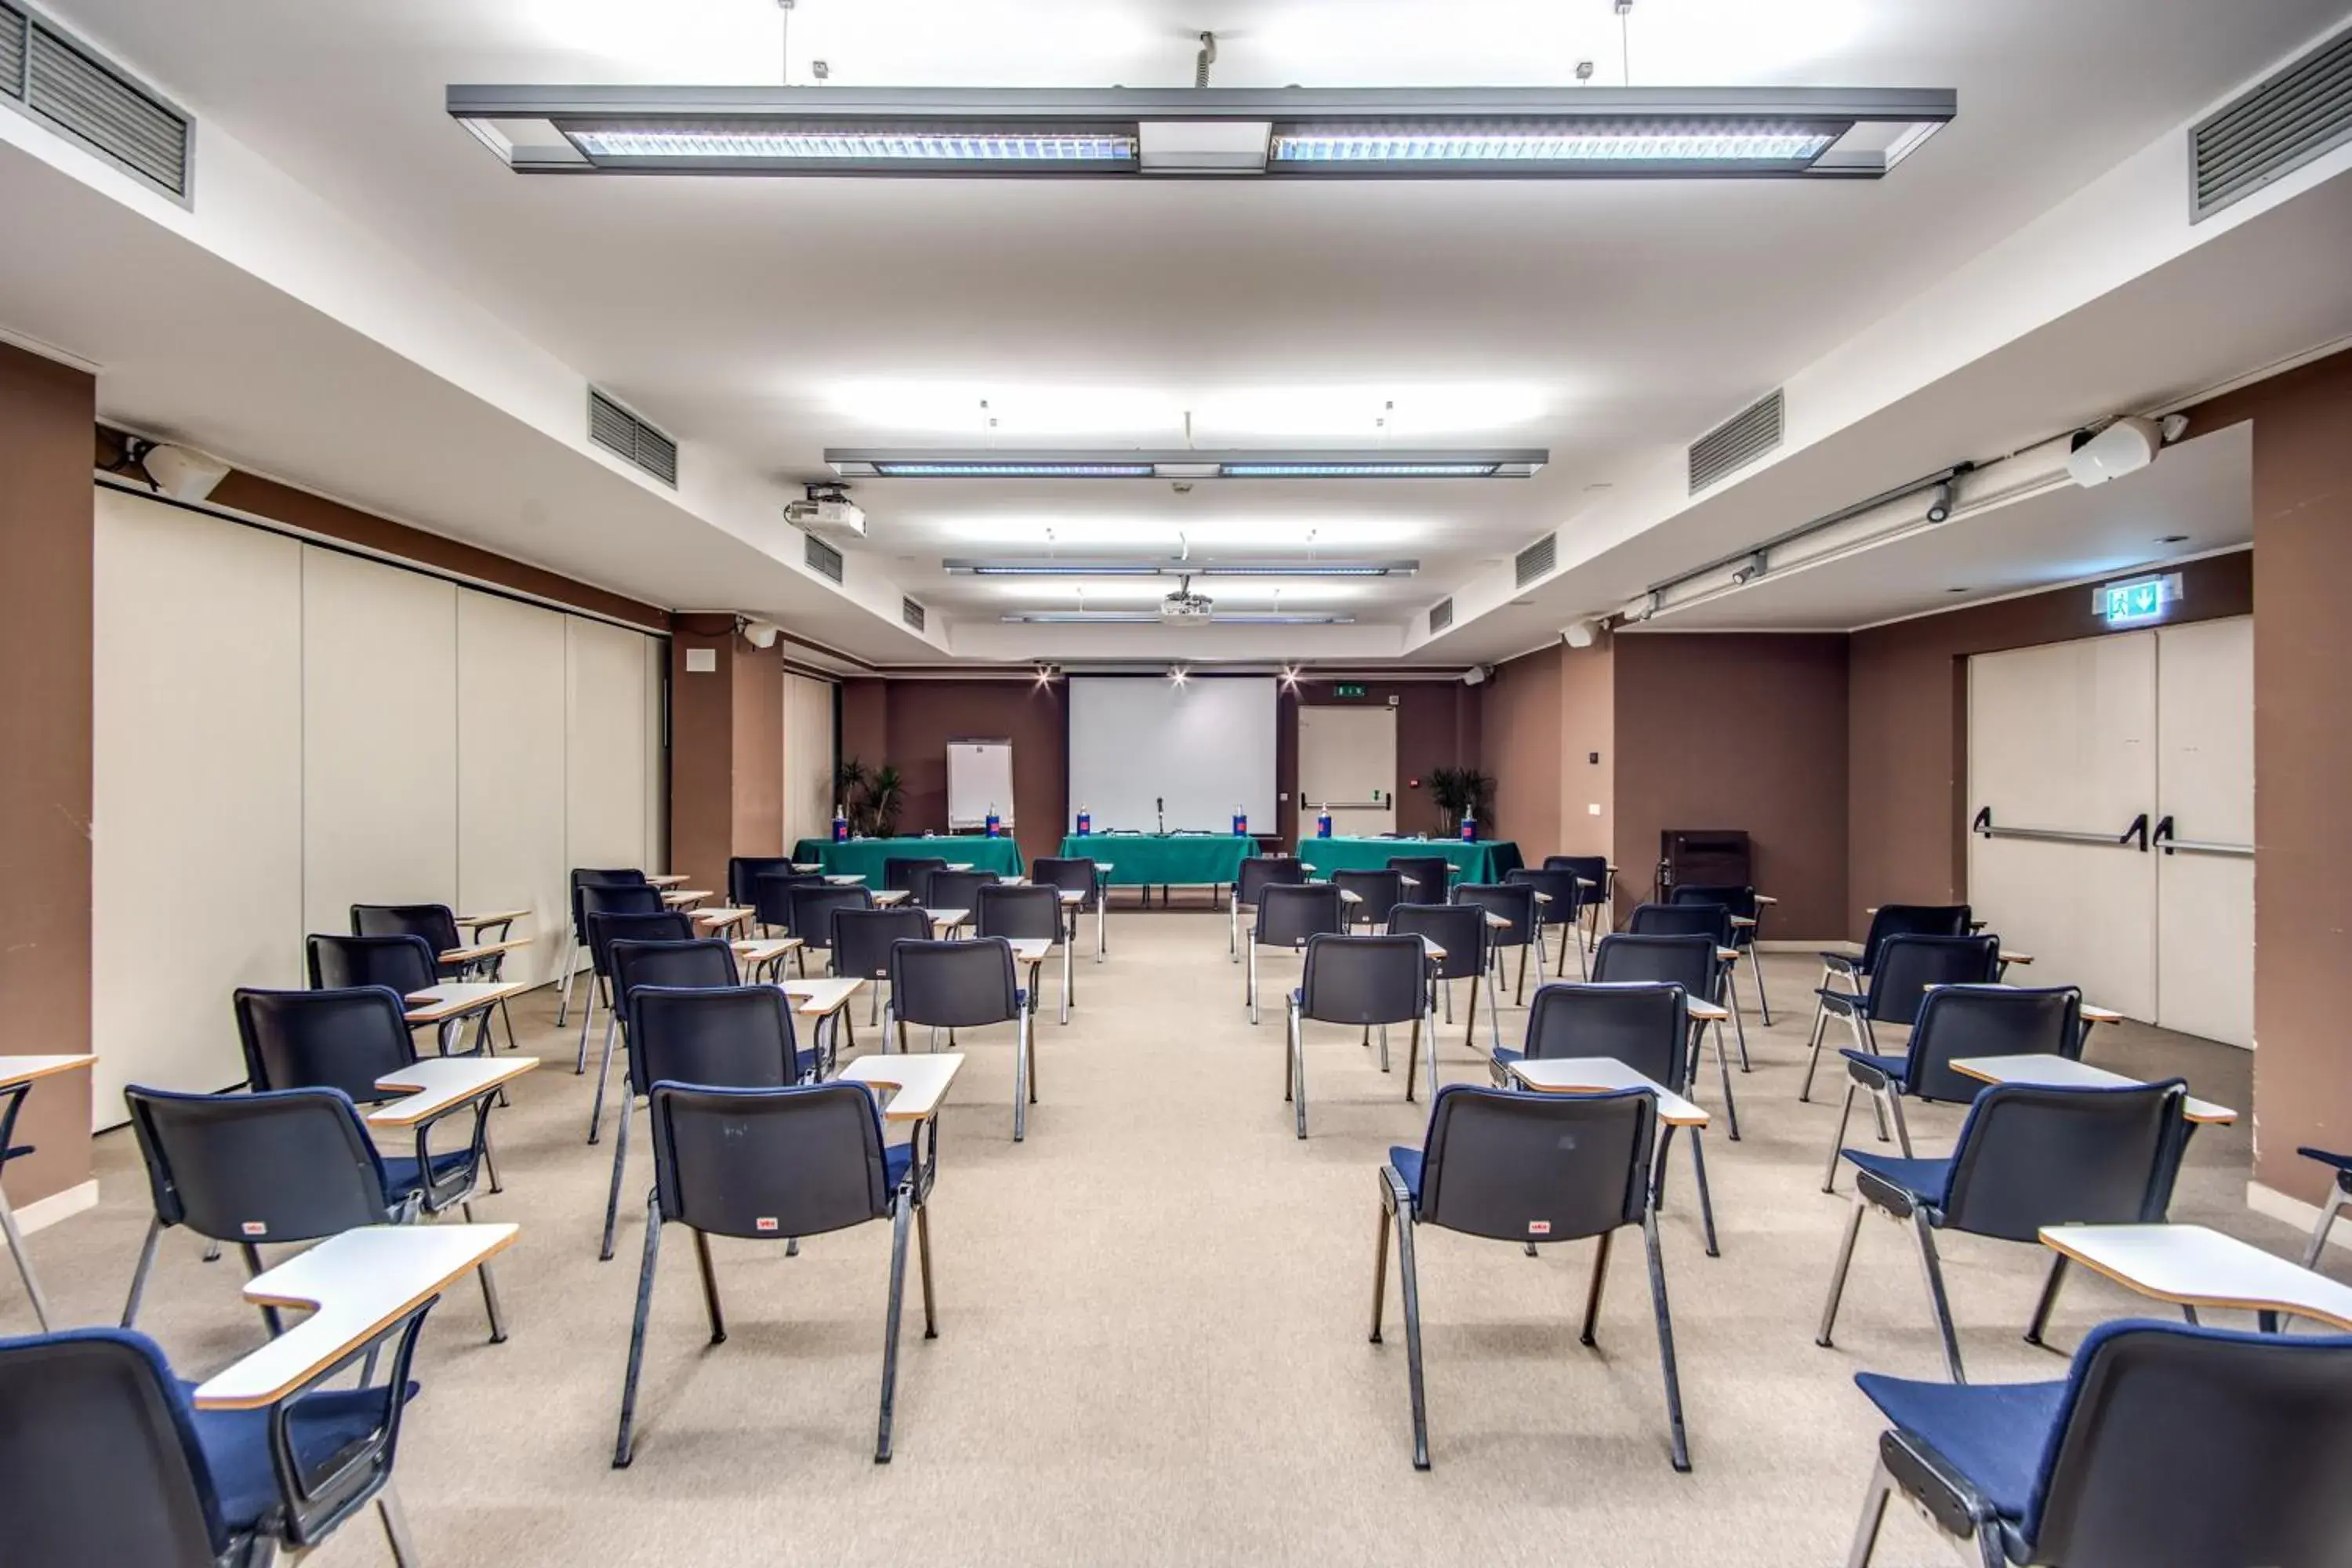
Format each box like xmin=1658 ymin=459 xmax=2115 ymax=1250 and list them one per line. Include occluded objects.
xmin=9 ymin=912 xmax=2310 ymax=1566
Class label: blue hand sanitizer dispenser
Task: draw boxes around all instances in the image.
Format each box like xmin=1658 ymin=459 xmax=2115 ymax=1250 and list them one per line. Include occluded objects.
xmin=1316 ymin=804 xmax=1333 ymax=839
xmin=1076 ymin=806 xmax=1091 ymax=836
xmin=1460 ymin=812 xmax=1477 ymax=844
xmin=985 ymin=804 xmax=1001 ymax=839
xmin=832 ymin=804 xmax=848 ymax=844
xmin=1232 ymin=806 xmax=1248 ymax=837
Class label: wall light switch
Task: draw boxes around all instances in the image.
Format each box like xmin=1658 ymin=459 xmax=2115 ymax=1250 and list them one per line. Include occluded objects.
xmin=685 ymin=648 xmax=717 ymax=673
xmin=1588 ymin=803 xmax=1602 ymax=815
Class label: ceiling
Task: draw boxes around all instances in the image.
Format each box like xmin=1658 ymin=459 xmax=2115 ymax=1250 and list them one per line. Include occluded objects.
xmin=21 ymin=0 xmax=2346 ymax=652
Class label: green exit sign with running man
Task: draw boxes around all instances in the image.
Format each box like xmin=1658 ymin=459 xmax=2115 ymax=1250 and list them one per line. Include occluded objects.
xmin=2093 ymin=572 xmax=2182 ymax=630
xmin=1331 ymin=683 xmax=1368 ymax=698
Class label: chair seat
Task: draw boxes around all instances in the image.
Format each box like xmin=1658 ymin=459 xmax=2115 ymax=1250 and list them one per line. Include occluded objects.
xmin=1841 ymin=1149 xmax=1952 ymax=1204
xmin=188 ymin=1378 xmax=417 ymax=1533
xmin=884 ymin=1143 xmax=914 ymax=1189
xmin=2299 ymin=1146 xmax=2352 ymax=1173
xmin=379 ymin=1147 xmax=477 ymax=1201
xmin=1852 ymin=1370 xmax=2065 ymax=1526
xmin=1387 ymin=1146 xmax=1424 ymax=1204
xmin=1819 ymin=952 xmax=1866 ymax=973
xmin=1840 ymin=1049 xmax=1910 ymax=1082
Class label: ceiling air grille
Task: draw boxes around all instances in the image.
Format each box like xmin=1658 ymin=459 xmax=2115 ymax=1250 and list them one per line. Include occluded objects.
xmin=2190 ymin=24 xmax=2352 ymax=222
xmin=804 ymin=532 xmax=844 ymax=583
xmin=1689 ymin=389 xmax=1784 ymax=494
xmin=3 ymin=4 xmax=191 ymax=199
xmin=901 ymin=597 xmax=926 ymax=632
xmin=587 ymin=389 xmax=677 ymax=487
xmin=1428 ymin=597 xmax=1454 ymax=633
xmin=1514 ymin=533 xmax=1557 ymax=590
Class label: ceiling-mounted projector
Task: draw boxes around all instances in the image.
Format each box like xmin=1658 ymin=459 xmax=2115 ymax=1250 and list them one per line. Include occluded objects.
xmin=784 ymin=484 xmax=866 ymax=539
xmin=1160 ymin=575 xmax=1214 ymax=626
xmin=2066 ymin=417 xmax=2161 ymax=488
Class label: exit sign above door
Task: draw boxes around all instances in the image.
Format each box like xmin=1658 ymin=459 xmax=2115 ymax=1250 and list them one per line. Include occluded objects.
xmin=2093 ymin=572 xmax=2183 ymax=629
xmin=1331 ymin=683 xmax=1368 ymax=698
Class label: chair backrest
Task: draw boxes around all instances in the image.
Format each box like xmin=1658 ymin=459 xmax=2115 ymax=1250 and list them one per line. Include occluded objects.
xmin=1298 ymin=933 xmax=1427 ymax=1026
xmin=1236 ymin=855 xmax=1308 ymax=906
xmin=1387 ymin=856 xmax=1454 ymax=895
xmin=1414 ymin=1084 xmax=1655 ymax=1243
xmin=1591 ymin=931 xmax=1718 ymax=1001
xmin=833 ymin=907 xmax=934 ymax=983
xmin=0 ymin=1328 xmax=230 ymax=1565
xmin=1521 ymin=982 xmax=1689 ymax=1087
xmin=1901 ymin=985 xmax=2084 ymax=1102
xmin=753 ymin=870 xmax=829 ymax=931
xmin=1254 ymin=882 xmax=1345 ymax=948
xmin=648 ymin=1082 xmax=893 ymax=1240
xmin=790 ymin=884 xmax=874 ymax=950
xmin=888 ymin=938 xmax=1022 ymax=1029
xmin=1856 ymin=902 xmax=1973 ymax=971
xmin=2023 ymin=1320 xmax=2352 ymax=1565
xmin=1331 ymin=869 xmax=1406 ymax=927
xmin=626 ymin=985 xmax=802 ymax=1099
xmin=925 ymin=869 xmax=1000 ymax=913
xmin=234 ymin=986 xmax=414 ymax=1102
xmin=1941 ymin=1081 xmax=2188 ymax=1240
xmin=124 ymin=1085 xmax=390 ymax=1243
xmin=1544 ymin=854 xmax=1609 ymax=887
xmin=1864 ymin=934 xmax=2003 ymax=1025
xmin=579 ymin=880 xmax=667 ymax=948
xmin=1505 ymin=866 xmax=1583 ymax=922
xmin=1451 ymin=882 xmax=1535 ymax=948
xmin=883 ymin=856 xmax=949 ymax=898
xmin=1387 ymin=902 xmax=1484 ymax=982
xmin=1031 ymin=857 xmax=1099 ymax=907
xmin=607 ymin=939 xmax=741 ymax=1031
xmin=726 ymin=855 xmax=800 ymax=908
xmin=1670 ymin=883 xmax=1758 ymax=923
xmin=1627 ymin=899 xmax=1731 ymax=945
xmin=571 ymin=867 xmax=649 ymax=943
xmin=975 ymin=883 xmax=1060 ymax=942
xmin=304 ymin=932 xmax=437 ymax=996
xmin=584 ymin=909 xmax=695 ymax=980
xmin=349 ymin=903 xmax=461 ymax=957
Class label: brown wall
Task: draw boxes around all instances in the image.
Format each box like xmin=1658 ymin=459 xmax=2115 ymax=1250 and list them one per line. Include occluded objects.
xmin=1846 ymin=549 xmax=2253 ymax=936
xmin=2 ymin=345 xmax=96 ymax=1205
xmin=1279 ymin=680 xmax=1480 ymax=843
xmin=1557 ymin=638 xmax=1616 ymax=861
xmin=730 ymin=641 xmax=783 ymax=858
xmin=668 ymin=617 xmax=790 ymax=891
xmin=1479 ymin=645 xmax=1564 ymax=854
xmin=1613 ymin=633 xmax=1851 ymax=938
xmin=2187 ymin=353 xmax=2352 ymax=1196
xmin=839 ymin=680 xmax=1070 ymax=867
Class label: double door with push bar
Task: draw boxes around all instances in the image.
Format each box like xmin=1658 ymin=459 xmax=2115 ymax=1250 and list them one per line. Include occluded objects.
xmin=1965 ymin=617 xmax=2251 ymax=1045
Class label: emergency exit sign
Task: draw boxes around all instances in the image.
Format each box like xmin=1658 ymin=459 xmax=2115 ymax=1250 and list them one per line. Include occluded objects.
xmin=1331 ymin=683 xmax=1368 ymax=698
xmin=2093 ymin=572 xmax=2182 ymax=629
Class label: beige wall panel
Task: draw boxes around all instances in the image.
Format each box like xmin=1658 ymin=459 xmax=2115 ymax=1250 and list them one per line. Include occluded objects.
xmin=644 ymin=633 xmax=667 ymax=873
xmin=92 ymin=492 xmax=303 ymax=1123
xmin=457 ymin=590 xmax=569 ymax=988
xmin=568 ymin=616 xmax=650 ymax=877
xmin=784 ymin=673 xmax=835 ymax=848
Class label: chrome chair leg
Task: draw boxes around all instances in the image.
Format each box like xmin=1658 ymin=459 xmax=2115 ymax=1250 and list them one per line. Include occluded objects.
xmin=1642 ymin=1208 xmax=1692 ymax=1472
xmin=2024 ymin=1254 xmax=2069 ymax=1348
xmin=1824 ymin=1084 xmax=1859 ymax=1193
xmin=599 ymin=1099 xmax=633 ymax=1261
xmin=1912 ymin=1211 xmax=1965 ymax=1382
xmin=458 ymin=1200 xmax=508 ymax=1343
xmin=1817 ymin=1194 xmax=1868 ymax=1348
xmin=915 ymin=1200 xmax=938 ymax=1338
xmin=120 ymin=1215 xmax=165 ymax=1328
xmin=0 ymin=1180 xmax=53 ymax=1331
xmin=1289 ymin=1000 xmax=1308 ymax=1140
xmin=1579 ymin=1229 xmax=1613 ymax=1345
xmin=1368 ymin=1194 xmax=1390 ymax=1343
xmin=691 ymin=1229 xmax=724 ymax=1343
xmin=1396 ymin=1204 xmax=1429 ymax=1469
xmin=1799 ymin=1005 xmax=1835 ymax=1102
xmin=2304 ymin=1178 xmax=2348 ymax=1268
xmin=376 ymin=1481 xmax=423 ymax=1568
xmin=877 ymin=1200 xmax=913 ymax=1463
xmin=612 ymin=1192 xmax=662 ymax=1468
xmin=1013 ymin=1009 xmax=1033 ymax=1143
xmin=1711 ymin=1022 xmax=1740 ymax=1142
xmin=588 ymin=1013 xmax=621 ymax=1143
xmin=1844 ymin=1458 xmax=1896 ymax=1568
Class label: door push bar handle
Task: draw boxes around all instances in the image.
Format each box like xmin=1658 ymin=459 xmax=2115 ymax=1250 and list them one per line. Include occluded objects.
xmin=1972 ymin=808 xmax=2150 ymax=851
xmin=2151 ymin=815 xmax=2256 ymax=858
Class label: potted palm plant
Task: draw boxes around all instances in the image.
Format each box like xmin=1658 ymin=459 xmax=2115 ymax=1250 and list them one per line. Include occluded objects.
xmin=865 ymin=764 xmax=904 ymax=837
xmin=1428 ymin=767 xmax=1495 ymax=835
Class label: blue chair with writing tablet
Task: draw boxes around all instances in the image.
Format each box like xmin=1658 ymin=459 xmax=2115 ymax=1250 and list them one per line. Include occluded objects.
xmin=1843 ymin=1319 xmax=2352 ymax=1568
xmin=0 ymin=1318 xmax=434 ymax=1567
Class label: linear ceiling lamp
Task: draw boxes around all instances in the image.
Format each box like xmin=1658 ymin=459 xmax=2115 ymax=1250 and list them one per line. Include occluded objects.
xmin=828 ymin=448 xmax=1545 ymax=479
xmin=945 ymin=559 xmax=1417 ymax=578
xmin=447 ymin=86 xmax=1954 ymax=180
xmin=1002 ymin=611 xmax=1356 ymax=625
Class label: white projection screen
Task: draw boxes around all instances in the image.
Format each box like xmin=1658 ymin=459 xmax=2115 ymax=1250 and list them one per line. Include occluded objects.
xmin=1068 ymin=676 xmax=1278 ymax=833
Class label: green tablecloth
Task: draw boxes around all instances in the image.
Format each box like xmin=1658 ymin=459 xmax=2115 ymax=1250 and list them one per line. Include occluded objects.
xmin=790 ymin=836 xmax=1025 ymax=883
xmin=1296 ymin=837 xmax=1520 ymax=884
xmin=1057 ymin=833 xmax=1254 ymax=887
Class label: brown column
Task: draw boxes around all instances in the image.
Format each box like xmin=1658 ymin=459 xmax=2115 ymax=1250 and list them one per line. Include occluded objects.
xmin=666 ymin=617 xmax=785 ymax=895
xmin=0 ymin=344 xmax=96 ymax=1205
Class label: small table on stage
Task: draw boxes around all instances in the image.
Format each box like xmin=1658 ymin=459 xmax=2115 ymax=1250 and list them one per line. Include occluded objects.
xmin=1059 ymin=833 xmax=1251 ymax=907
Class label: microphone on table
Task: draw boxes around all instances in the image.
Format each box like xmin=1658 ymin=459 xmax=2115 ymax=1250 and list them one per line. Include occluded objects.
xmin=1156 ymin=797 xmax=1165 ymax=835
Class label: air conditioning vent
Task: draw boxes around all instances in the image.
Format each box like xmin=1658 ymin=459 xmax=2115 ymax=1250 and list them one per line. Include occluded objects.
xmin=804 ymin=532 xmax=844 ymax=583
xmin=2190 ymin=24 xmax=2352 ymax=222
xmin=1514 ymin=534 xmax=1557 ymax=590
xmin=1689 ymin=389 xmax=1784 ymax=494
xmin=3 ymin=4 xmax=191 ymax=200
xmin=901 ymin=597 xmax=926 ymax=632
xmin=1428 ymin=597 xmax=1454 ymax=633
xmin=586 ymin=389 xmax=677 ymax=487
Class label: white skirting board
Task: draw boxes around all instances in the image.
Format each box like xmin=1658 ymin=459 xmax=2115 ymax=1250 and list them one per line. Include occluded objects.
xmin=10 ymin=1178 xmax=98 ymax=1236
xmin=2248 ymin=1180 xmax=2347 ymax=1254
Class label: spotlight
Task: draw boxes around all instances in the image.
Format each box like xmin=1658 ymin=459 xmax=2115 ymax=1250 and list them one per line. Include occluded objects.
xmin=1925 ymin=481 xmax=1957 ymax=524
xmin=739 ymin=618 xmax=781 ymax=649
xmin=1279 ymin=665 xmax=1301 ymax=688
xmin=1728 ymin=551 xmax=1767 ymax=585
xmin=1168 ymin=665 xmax=1189 ymax=685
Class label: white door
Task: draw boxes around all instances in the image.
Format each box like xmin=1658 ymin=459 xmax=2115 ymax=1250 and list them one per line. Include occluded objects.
xmin=1298 ymin=706 xmax=1397 ymax=837
xmin=1966 ymin=634 xmax=2159 ymax=1019
xmin=2153 ymin=618 xmax=2254 ymax=1046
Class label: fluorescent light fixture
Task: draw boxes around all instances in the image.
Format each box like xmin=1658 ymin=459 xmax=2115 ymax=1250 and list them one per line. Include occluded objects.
xmin=1004 ymin=611 xmax=1357 ymax=626
xmin=945 ymin=559 xmax=1417 ymax=578
xmin=448 ymin=87 xmax=1953 ymax=180
xmin=830 ymin=449 xmax=1545 ymax=480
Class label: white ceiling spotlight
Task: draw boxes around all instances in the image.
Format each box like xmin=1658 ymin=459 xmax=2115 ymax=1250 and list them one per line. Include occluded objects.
xmin=738 ymin=616 xmax=782 ymax=649
xmin=2065 ymin=416 xmax=2189 ymax=488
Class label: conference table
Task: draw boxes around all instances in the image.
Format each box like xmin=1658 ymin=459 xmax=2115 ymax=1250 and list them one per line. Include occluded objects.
xmin=1298 ymin=836 xmax=1523 ymax=884
xmin=1059 ymin=833 xmax=1253 ymax=894
xmin=790 ymin=835 xmax=1025 ymax=883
